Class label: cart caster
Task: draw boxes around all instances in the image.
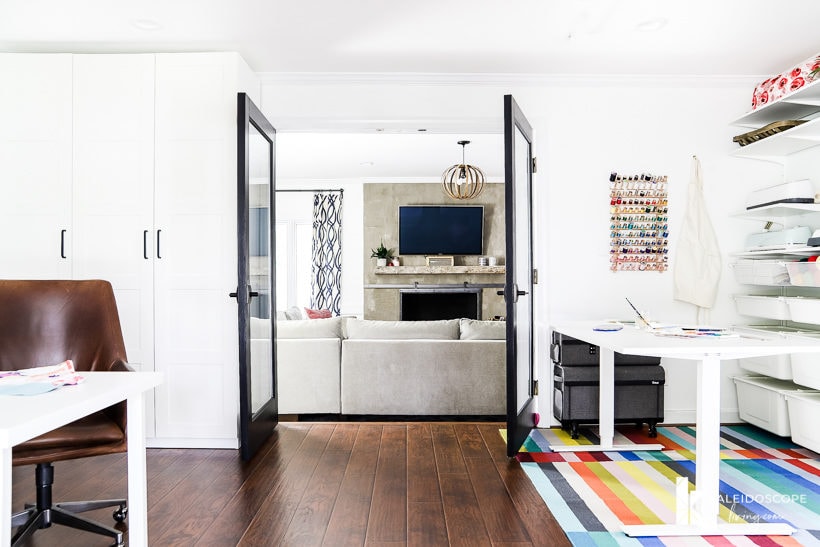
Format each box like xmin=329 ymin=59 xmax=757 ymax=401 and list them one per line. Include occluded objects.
xmin=570 ymin=422 xmax=579 ymax=440
xmin=113 ymin=504 xmax=127 ymax=523
xmin=648 ymin=423 xmax=658 ymax=438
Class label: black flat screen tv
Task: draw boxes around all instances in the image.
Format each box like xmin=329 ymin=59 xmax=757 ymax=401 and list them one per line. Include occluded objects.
xmin=398 ymin=205 xmax=484 ymax=255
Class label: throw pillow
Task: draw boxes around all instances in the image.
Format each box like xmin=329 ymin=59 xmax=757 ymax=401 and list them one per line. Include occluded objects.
xmin=304 ymin=307 xmax=332 ymax=319
xmin=284 ymin=306 xmax=304 ymax=320
xmin=459 ymin=318 xmax=506 ymax=340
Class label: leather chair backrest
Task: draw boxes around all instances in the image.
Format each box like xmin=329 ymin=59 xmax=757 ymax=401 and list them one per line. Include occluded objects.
xmin=0 ymin=279 xmax=127 ymax=372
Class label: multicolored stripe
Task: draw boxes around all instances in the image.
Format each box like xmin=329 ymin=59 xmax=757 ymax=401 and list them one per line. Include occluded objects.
xmin=513 ymin=425 xmax=820 ymax=546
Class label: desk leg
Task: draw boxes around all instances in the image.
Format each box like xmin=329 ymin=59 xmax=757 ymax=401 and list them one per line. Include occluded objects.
xmin=126 ymin=392 xmax=149 ymax=547
xmin=2 ymin=446 xmax=11 ymax=546
xmin=599 ymin=347 xmax=615 ymax=450
xmin=623 ymin=356 xmax=793 ymax=537
xmin=693 ymin=355 xmax=721 ymax=525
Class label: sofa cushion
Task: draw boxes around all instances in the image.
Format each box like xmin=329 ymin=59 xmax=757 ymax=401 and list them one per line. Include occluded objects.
xmin=459 ymin=318 xmax=506 ymax=340
xmin=276 ymin=317 xmax=342 ymax=339
xmin=284 ymin=306 xmax=304 ymax=320
xmin=344 ymin=319 xmax=459 ymax=340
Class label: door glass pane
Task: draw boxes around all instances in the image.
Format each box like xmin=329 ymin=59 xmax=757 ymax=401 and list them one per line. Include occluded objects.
xmin=295 ymin=222 xmax=313 ymax=308
xmin=249 ymin=122 xmax=273 ymax=414
xmin=514 ymin=125 xmax=532 ymax=413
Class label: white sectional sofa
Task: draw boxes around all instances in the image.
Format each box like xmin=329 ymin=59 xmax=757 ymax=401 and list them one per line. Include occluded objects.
xmin=258 ymin=317 xmax=506 ymax=416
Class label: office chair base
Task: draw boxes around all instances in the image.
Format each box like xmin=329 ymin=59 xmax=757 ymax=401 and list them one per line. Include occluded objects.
xmin=10 ymin=463 xmax=126 ymax=547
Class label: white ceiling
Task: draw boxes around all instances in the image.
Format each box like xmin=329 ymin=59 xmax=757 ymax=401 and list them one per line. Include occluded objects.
xmin=3 ymin=0 xmax=818 ymax=181
xmin=2 ymin=0 xmax=819 ymax=76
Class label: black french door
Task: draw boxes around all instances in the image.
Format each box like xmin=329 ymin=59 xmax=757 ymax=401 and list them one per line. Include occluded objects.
xmin=503 ymin=95 xmax=537 ymax=457
xmin=236 ymin=92 xmax=278 ymax=461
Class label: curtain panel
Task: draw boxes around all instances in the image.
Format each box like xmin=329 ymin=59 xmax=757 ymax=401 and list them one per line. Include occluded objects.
xmin=310 ymin=192 xmax=343 ymax=315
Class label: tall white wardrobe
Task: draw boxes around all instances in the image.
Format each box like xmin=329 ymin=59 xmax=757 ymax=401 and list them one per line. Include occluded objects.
xmin=0 ymin=52 xmax=260 ymax=448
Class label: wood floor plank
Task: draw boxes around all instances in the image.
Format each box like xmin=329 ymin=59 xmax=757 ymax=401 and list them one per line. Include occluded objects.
xmin=365 ymin=425 xmax=407 ymax=544
xmin=237 ymin=424 xmax=336 ymax=545
xmin=407 ymin=423 xmax=440 ymax=503
xmin=432 ymin=424 xmax=467 ymax=475
xmin=455 ymin=423 xmax=492 ymax=460
xmin=281 ymin=431 xmax=352 ymax=545
xmin=408 ymin=500 xmax=449 ymax=546
xmin=440 ymin=474 xmax=492 ymax=546
xmin=196 ymin=424 xmax=310 ymax=546
xmin=477 ymin=423 xmax=509 ymax=462
xmin=465 ymin=456 xmax=532 ymax=544
xmin=323 ymin=425 xmax=382 ymax=546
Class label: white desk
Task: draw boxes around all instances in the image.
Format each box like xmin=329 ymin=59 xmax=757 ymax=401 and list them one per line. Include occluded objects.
xmin=0 ymin=371 xmax=162 ymax=546
xmin=551 ymin=321 xmax=820 ymax=537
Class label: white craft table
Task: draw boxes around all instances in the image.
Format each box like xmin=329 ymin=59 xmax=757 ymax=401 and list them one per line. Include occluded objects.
xmin=551 ymin=321 xmax=820 ymax=537
xmin=1 ymin=371 xmax=162 ymax=546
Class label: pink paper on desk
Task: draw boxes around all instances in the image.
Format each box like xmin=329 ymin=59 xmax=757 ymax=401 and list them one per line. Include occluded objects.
xmin=0 ymin=360 xmax=84 ymax=392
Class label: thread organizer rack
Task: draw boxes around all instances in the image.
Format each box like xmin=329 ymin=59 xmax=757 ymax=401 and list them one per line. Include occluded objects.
xmin=609 ymin=172 xmax=669 ymax=272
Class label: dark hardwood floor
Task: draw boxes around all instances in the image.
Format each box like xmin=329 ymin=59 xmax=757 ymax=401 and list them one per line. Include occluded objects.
xmin=11 ymin=422 xmax=570 ymax=546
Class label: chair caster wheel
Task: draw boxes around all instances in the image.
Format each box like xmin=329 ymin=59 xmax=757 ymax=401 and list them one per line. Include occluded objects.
xmin=113 ymin=504 xmax=127 ymax=523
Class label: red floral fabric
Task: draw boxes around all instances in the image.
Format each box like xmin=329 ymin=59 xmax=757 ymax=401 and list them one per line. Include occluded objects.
xmin=752 ymin=53 xmax=820 ymax=110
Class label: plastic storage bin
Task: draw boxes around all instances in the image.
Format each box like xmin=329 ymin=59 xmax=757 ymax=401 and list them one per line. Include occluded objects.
xmin=791 ymin=352 xmax=820 ymax=390
xmin=732 ymin=376 xmax=817 ymax=436
xmin=784 ymin=296 xmax=820 ymax=324
xmin=785 ymin=261 xmax=820 ymax=287
xmin=785 ymin=392 xmax=820 ymax=452
xmin=731 ymin=260 xmax=790 ymax=285
xmin=733 ymin=295 xmax=790 ymax=320
xmin=738 ymin=354 xmax=793 ymax=381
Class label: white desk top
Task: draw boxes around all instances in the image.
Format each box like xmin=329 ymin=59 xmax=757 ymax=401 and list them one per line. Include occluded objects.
xmin=0 ymin=371 xmax=162 ymax=448
xmin=552 ymin=321 xmax=820 ymax=360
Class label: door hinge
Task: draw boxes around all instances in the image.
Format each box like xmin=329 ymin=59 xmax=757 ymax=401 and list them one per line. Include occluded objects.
xmin=532 ymin=268 xmax=539 ymax=285
xmin=533 ymin=379 xmax=539 ymax=396
xmin=532 ymin=157 xmax=537 ymax=174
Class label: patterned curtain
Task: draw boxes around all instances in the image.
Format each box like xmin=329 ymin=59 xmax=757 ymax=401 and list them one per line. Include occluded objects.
xmin=310 ymin=192 xmax=343 ymax=315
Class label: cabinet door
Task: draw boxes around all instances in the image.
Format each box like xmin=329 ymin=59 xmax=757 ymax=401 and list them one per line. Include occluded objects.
xmin=0 ymin=54 xmax=72 ymax=279
xmin=153 ymin=53 xmax=242 ymax=445
xmin=71 ymin=54 xmax=157 ymax=434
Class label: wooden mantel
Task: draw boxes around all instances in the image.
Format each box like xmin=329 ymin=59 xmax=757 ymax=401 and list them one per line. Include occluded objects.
xmin=374 ymin=265 xmax=505 ymax=275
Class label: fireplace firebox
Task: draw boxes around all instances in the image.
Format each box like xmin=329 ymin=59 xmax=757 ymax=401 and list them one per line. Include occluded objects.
xmin=399 ymin=288 xmax=481 ymax=321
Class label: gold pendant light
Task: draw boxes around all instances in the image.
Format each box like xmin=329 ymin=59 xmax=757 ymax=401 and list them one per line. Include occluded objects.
xmin=441 ymin=140 xmax=485 ymax=200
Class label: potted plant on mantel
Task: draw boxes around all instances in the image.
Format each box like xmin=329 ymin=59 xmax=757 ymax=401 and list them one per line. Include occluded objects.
xmin=370 ymin=241 xmax=394 ymax=267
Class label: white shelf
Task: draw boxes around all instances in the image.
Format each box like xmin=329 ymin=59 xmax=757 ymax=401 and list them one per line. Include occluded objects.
xmin=732 ymin=247 xmax=819 ymax=258
xmin=731 ymin=79 xmax=820 ymax=128
xmin=732 ymin=203 xmax=820 ymax=221
xmin=730 ymin=116 xmax=820 ymax=163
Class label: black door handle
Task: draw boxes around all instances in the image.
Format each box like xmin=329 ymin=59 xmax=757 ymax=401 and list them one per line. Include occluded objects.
xmin=249 ymin=291 xmax=259 ymax=298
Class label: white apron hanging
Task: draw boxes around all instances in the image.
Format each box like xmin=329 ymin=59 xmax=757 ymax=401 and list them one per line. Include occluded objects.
xmin=673 ymin=156 xmax=722 ymax=312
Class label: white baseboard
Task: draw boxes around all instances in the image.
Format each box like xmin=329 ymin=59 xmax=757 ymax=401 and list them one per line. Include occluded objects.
xmin=146 ymin=437 xmax=239 ymax=449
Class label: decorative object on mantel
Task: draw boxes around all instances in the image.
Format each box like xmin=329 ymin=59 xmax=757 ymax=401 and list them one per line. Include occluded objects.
xmin=370 ymin=241 xmax=394 ymax=267
xmin=426 ymin=255 xmax=455 ymax=267
xmin=441 ymin=140 xmax=485 ymax=200
xmin=609 ymin=171 xmax=669 ymax=272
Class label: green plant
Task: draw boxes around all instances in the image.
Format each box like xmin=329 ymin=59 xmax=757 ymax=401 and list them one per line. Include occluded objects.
xmin=370 ymin=241 xmax=393 ymax=259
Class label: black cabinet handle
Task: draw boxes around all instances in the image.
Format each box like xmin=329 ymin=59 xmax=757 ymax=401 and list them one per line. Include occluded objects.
xmin=60 ymin=229 xmax=67 ymax=259
xmin=143 ymin=230 xmax=149 ymax=259
xmin=156 ymin=230 xmax=162 ymax=259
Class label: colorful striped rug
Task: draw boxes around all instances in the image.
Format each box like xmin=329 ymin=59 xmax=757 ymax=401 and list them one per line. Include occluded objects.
xmin=512 ymin=425 xmax=820 ymax=546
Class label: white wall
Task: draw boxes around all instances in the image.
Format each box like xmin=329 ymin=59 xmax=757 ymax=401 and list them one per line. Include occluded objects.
xmin=260 ymin=74 xmax=784 ymax=424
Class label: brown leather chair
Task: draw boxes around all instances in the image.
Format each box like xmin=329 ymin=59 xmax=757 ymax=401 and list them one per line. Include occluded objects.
xmin=0 ymin=279 xmax=131 ymax=547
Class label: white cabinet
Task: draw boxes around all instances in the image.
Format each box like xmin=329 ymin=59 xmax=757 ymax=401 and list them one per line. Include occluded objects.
xmin=0 ymin=54 xmax=73 ymax=279
xmin=152 ymin=53 xmax=257 ymax=446
xmin=0 ymin=52 xmax=260 ymax=448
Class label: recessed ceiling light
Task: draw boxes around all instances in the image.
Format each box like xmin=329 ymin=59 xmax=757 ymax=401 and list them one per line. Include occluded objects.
xmin=360 ymin=161 xmax=374 ymax=167
xmin=417 ymin=128 xmax=427 ymax=132
xmin=131 ymin=19 xmax=163 ymax=31
xmin=635 ymin=17 xmax=667 ymax=32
